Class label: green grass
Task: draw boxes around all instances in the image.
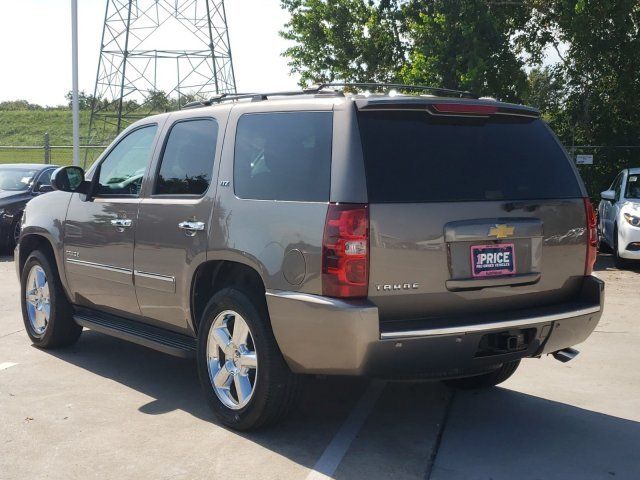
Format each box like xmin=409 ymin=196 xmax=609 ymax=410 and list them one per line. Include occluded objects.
xmin=0 ymin=110 xmax=90 ymax=144
xmin=0 ymin=147 xmax=107 ymax=166
xmin=0 ymin=109 xmax=115 ymax=166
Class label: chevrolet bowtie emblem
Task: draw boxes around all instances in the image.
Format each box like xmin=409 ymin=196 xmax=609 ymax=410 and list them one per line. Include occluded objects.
xmin=489 ymin=224 xmax=515 ymax=239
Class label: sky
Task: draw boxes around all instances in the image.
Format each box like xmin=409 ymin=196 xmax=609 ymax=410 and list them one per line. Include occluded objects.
xmin=0 ymin=0 xmax=299 ymax=106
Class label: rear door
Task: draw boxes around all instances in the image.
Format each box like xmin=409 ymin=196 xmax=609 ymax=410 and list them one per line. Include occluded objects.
xmin=356 ymin=107 xmax=588 ymax=326
xmin=133 ymin=115 xmax=224 ymax=333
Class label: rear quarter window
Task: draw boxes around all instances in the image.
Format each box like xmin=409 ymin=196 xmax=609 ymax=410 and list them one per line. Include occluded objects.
xmin=233 ymin=112 xmax=333 ymax=202
xmin=357 ymin=111 xmax=582 ymax=203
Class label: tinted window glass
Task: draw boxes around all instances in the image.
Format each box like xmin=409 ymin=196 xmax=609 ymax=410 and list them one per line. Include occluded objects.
xmin=98 ymin=125 xmax=157 ymax=196
xmin=155 ymin=119 xmax=218 ymax=195
xmin=234 ymin=112 xmax=332 ymax=201
xmin=357 ymin=112 xmax=582 ymax=203
xmin=626 ymin=174 xmax=640 ymax=199
xmin=36 ymin=169 xmax=53 ymax=188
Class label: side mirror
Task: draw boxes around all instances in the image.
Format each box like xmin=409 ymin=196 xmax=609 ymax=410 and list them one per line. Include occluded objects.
xmin=51 ymin=166 xmax=86 ymax=193
xmin=35 ymin=184 xmax=54 ymax=194
xmin=600 ymin=190 xmax=616 ymax=201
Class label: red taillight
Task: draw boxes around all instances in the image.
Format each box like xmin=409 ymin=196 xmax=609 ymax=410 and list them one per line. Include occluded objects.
xmin=584 ymin=197 xmax=598 ymax=275
xmin=431 ymin=103 xmax=498 ymax=115
xmin=322 ymin=203 xmax=369 ymax=298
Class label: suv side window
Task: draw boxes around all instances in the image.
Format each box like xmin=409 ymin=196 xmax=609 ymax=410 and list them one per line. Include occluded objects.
xmin=154 ymin=119 xmax=219 ymax=196
xmin=97 ymin=125 xmax=158 ymax=196
xmin=234 ymin=112 xmax=333 ymax=202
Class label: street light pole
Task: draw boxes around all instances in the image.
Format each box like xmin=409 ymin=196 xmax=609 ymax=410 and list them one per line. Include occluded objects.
xmin=71 ymin=0 xmax=80 ymax=166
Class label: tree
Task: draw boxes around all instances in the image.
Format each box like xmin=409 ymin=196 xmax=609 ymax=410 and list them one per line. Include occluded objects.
xmin=400 ymin=1 xmax=530 ymax=102
xmin=519 ymin=0 xmax=640 ymax=195
xmin=280 ymin=0 xmax=532 ymax=101
xmin=0 ymin=100 xmax=43 ymax=111
xmin=65 ymin=90 xmax=98 ymax=110
xmin=145 ymin=90 xmax=171 ymax=112
xmin=524 ymin=66 xmax=565 ymax=115
xmin=280 ymin=0 xmax=404 ymax=85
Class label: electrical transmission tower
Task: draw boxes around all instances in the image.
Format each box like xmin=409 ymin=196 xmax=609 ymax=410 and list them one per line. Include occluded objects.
xmin=87 ymin=0 xmax=236 ymax=159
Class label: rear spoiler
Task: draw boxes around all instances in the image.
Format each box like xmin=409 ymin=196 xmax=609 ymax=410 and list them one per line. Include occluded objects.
xmin=354 ymin=98 xmax=540 ymax=119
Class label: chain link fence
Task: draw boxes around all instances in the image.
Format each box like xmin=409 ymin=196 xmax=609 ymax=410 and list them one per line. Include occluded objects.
xmin=0 ymin=134 xmax=110 ymax=167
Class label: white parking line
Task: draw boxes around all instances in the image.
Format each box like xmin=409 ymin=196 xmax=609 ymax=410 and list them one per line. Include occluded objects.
xmin=306 ymin=380 xmax=387 ymax=480
xmin=0 ymin=362 xmax=18 ymax=371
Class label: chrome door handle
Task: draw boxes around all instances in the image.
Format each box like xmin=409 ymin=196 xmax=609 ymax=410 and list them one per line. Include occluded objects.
xmin=179 ymin=221 xmax=205 ymax=236
xmin=110 ymin=219 xmax=132 ymax=228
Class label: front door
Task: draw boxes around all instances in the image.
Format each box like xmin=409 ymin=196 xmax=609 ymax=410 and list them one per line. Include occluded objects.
xmin=134 ymin=116 xmax=222 ymax=332
xmin=64 ymin=123 xmax=160 ymax=317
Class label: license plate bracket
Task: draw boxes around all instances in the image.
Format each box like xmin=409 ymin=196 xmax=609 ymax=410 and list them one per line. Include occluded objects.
xmin=470 ymin=243 xmax=516 ymax=278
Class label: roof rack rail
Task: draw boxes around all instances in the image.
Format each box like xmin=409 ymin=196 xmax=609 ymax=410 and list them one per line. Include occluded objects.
xmin=180 ymin=83 xmax=476 ymax=110
xmin=308 ymin=82 xmax=480 ymax=99
xmin=181 ymin=88 xmax=344 ymax=109
xmin=182 ymin=93 xmax=260 ymax=109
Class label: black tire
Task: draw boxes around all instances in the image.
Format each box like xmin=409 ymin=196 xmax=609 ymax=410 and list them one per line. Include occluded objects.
xmin=197 ymin=287 xmax=301 ymax=430
xmin=443 ymin=360 xmax=521 ymax=390
xmin=20 ymin=250 xmax=82 ymax=348
xmin=597 ymin=230 xmax=611 ymax=253
xmin=613 ymin=225 xmax=630 ymax=269
xmin=6 ymin=213 xmax=21 ymax=253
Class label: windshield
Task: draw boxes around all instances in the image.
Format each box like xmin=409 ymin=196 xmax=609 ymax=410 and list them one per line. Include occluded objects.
xmin=0 ymin=168 xmax=38 ymax=191
xmin=626 ymin=174 xmax=640 ymax=199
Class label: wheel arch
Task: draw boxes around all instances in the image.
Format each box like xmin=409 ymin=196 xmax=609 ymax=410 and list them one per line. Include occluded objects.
xmin=18 ymin=232 xmax=72 ymax=301
xmin=190 ymin=259 xmax=267 ymax=334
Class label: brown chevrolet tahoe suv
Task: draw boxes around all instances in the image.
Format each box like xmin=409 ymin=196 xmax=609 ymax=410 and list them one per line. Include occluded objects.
xmin=15 ymin=84 xmax=604 ymax=430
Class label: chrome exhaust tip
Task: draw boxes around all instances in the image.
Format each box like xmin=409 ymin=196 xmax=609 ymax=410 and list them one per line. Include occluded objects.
xmin=552 ymin=347 xmax=580 ymax=363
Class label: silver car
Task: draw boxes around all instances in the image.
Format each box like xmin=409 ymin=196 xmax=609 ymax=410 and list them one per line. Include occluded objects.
xmin=15 ymin=84 xmax=604 ymax=430
xmin=598 ymin=168 xmax=640 ymax=267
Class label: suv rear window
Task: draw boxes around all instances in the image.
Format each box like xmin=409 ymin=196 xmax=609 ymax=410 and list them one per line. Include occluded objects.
xmin=357 ymin=111 xmax=582 ymax=203
xmin=234 ymin=112 xmax=333 ymax=202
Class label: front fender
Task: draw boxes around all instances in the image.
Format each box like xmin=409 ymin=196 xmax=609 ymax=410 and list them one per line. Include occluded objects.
xmin=18 ymin=191 xmax=73 ymax=296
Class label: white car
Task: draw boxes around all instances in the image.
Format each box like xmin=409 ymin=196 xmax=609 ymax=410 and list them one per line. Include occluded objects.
xmin=598 ymin=168 xmax=640 ymax=267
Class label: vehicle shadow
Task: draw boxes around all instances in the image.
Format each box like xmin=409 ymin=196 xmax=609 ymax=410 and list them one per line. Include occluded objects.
xmin=431 ymin=387 xmax=640 ymax=480
xmin=594 ymin=252 xmax=640 ymax=272
xmin=42 ymin=331 xmax=640 ymax=479
xmin=42 ymin=330 xmax=371 ymax=471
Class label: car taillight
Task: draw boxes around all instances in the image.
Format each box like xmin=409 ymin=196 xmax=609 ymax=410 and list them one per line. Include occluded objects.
xmin=322 ymin=203 xmax=369 ymax=298
xmin=584 ymin=197 xmax=598 ymax=275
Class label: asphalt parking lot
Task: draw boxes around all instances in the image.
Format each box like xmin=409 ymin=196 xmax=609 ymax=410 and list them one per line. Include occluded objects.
xmin=1 ymin=253 xmax=639 ymax=480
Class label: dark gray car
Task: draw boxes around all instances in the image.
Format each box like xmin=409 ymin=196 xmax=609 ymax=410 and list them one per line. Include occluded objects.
xmin=0 ymin=164 xmax=56 ymax=252
xmin=15 ymin=85 xmax=604 ymax=430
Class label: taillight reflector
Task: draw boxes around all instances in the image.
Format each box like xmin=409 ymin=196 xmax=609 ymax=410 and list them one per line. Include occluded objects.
xmin=584 ymin=197 xmax=598 ymax=275
xmin=322 ymin=203 xmax=369 ymax=298
xmin=431 ymin=103 xmax=498 ymax=115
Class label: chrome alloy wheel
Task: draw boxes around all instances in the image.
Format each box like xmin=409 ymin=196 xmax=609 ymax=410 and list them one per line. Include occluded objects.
xmin=25 ymin=265 xmax=50 ymax=336
xmin=206 ymin=310 xmax=258 ymax=410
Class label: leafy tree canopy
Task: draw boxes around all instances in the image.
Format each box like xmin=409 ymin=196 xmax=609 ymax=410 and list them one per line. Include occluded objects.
xmin=280 ymin=0 xmax=640 ymax=196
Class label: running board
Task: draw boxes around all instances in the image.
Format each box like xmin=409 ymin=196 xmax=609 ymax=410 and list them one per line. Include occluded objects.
xmin=73 ymin=309 xmax=197 ymax=359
